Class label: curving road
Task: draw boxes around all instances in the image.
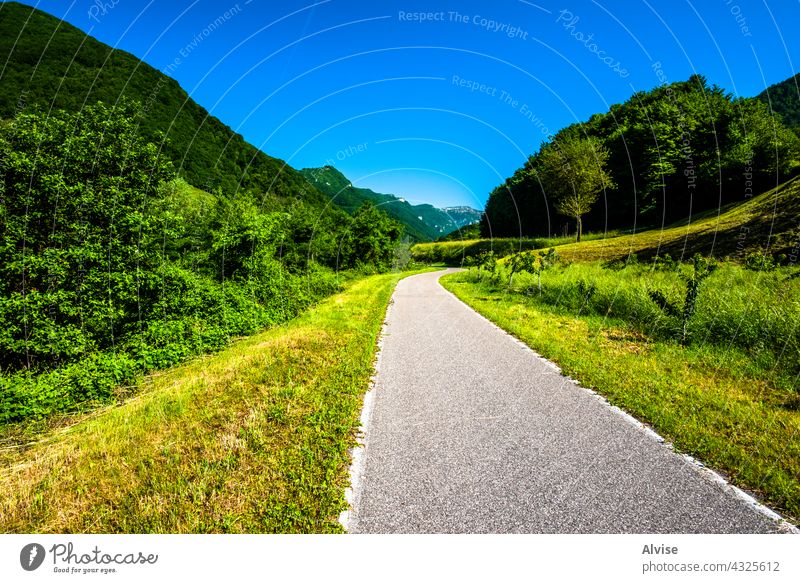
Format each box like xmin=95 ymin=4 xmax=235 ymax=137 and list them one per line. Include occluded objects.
xmin=348 ymin=269 xmax=791 ymax=534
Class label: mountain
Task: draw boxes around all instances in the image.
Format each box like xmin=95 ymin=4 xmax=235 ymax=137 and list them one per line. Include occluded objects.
xmin=757 ymin=73 xmax=800 ymax=130
xmin=300 ymin=166 xmax=481 ymax=241
xmin=440 ymin=206 xmax=483 ymax=229
xmin=0 ymin=1 xmax=328 ymax=207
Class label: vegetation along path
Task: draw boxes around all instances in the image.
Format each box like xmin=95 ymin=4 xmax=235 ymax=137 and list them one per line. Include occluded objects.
xmin=348 ymin=270 xmax=792 ymax=533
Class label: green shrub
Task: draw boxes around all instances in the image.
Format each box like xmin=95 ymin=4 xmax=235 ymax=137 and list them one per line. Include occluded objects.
xmin=744 ymin=251 xmax=776 ymax=271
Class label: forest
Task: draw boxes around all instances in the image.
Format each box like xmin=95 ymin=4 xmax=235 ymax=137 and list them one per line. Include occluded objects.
xmin=482 ymin=75 xmax=800 ymax=239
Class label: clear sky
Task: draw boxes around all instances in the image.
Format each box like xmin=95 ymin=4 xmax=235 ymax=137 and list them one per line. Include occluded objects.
xmin=11 ymin=0 xmax=800 ymax=209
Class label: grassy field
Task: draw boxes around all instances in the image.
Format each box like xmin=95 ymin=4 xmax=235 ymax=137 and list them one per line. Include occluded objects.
xmin=0 ymin=271 xmax=418 ymax=533
xmin=441 ymin=264 xmax=800 ymax=523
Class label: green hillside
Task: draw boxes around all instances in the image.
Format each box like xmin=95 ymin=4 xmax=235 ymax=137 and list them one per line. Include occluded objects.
xmin=0 ymin=1 xmax=325 ymax=205
xmin=757 ymin=73 xmax=800 ymax=131
xmin=301 ymin=166 xmax=480 ymax=241
xmin=483 ymin=74 xmax=800 ymax=238
xmin=554 ymin=175 xmax=800 ymax=263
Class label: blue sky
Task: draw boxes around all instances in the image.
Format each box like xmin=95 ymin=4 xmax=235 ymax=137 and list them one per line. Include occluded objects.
xmin=11 ymin=0 xmax=800 ymax=209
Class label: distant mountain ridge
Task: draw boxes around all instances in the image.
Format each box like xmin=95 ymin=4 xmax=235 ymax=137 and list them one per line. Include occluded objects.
xmin=300 ymin=166 xmax=481 ymax=241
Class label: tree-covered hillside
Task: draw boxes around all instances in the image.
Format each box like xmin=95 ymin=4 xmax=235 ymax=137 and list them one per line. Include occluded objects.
xmin=0 ymin=1 xmax=324 ymax=204
xmin=483 ymin=75 xmax=800 ymax=239
xmin=301 ymin=166 xmax=480 ymax=241
xmin=757 ymin=73 xmax=800 ymax=131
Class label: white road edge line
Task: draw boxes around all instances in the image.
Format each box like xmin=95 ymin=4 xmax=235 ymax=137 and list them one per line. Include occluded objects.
xmin=338 ymin=293 xmax=396 ymax=532
xmin=437 ymin=270 xmax=799 ymax=534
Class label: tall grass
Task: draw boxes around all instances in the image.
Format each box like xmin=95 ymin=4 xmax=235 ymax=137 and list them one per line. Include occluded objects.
xmin=464 ymin=259 xmax=800 ymax=382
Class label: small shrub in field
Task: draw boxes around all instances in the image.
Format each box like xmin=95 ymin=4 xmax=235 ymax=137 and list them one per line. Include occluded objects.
xmin=534 ymin=248 xmax=561 ymax=291
xmin=647 ymin=290 xmax=681 ymax=319
xmin=647 ymin=254 xmax=717 ymax=343
xmin=744 ymin=251 xmax=776 ymax=271
xmin=477 ymin=251 xmax=498 ymax=277
xmin=651 ymin=253 xmax=678 ymax=271
xmin=506 ymin=251 xmax=538 ymax=287
xmin=503 ymin=247 xmax=560 ymax=290
xmin=576 ymin=280 xmax=596 ymax=303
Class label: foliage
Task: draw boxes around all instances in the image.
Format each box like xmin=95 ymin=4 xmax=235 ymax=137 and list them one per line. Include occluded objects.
xmin=339 ymin=202 xmax=403 ymax=272
xmin=504 ymin=247 xmax=560 ymax=289
xmin=0 ymin=101 xmax=173 ymax=371
xmin=0 ymin=104 xmax=402 ymax=423
xmin=506 ymin=251 xmax=538 ymax=286
xmin=532 ymin=135 xmax=614 ymax=241
xmin=483 ymin=75 xmax=800 ymax=238
xmin=757 ymin=72 xmax=800 ymax=131
xmin=651 ymin=253 xmax=679 ymax=271
xmin=647 ymin=254 xmax=718 ymax=343
xmin=743 ymin=250 xmax=777 ymax=271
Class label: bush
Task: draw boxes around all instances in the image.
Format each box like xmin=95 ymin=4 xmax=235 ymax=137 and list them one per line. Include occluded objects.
xmin=744 ymin=251 xmax=776 ymax=271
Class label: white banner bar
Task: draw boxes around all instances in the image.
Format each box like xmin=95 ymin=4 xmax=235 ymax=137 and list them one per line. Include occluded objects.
xmin=1 ymin=534 xmax=797 ymax=582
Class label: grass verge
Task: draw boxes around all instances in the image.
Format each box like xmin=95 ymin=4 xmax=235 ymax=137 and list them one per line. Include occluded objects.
xmin=0 ymin=270 xmax=419 ymax=533
xmin=440 ymin=271 xmax=800 ymax=524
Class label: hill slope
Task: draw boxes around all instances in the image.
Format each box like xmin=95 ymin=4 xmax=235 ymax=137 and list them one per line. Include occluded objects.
xmin=301 ymin=166 xmax=481 ymax=241
xmin=412 ymin=176 xmax=800 ymax=265
xmin=552 ymin=176 xmax=800 ymax=263
xmin=0 ymin=1 xmax=326 ymax=206
xmin=757 ymin=73 xmax=800 ymax=130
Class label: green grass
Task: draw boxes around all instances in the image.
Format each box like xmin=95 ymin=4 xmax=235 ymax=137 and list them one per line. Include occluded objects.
xmin=442 ymin=266 xmax=800 ymax=523
xmin=0 ymin=270 xmax=422 ymax=533
xmin=410 ymin=231 xmax=620 ymax=265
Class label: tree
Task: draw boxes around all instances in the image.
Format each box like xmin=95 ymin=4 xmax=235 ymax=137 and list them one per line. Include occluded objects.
xmin=534 ymin=135 xmax=614 ymax=242
xmin=339 ymin=203 xmax=403 ymax=272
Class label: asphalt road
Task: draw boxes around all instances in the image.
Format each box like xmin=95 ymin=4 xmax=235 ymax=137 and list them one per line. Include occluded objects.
xmin=348 ymin=269 xmax=790 ymax=533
